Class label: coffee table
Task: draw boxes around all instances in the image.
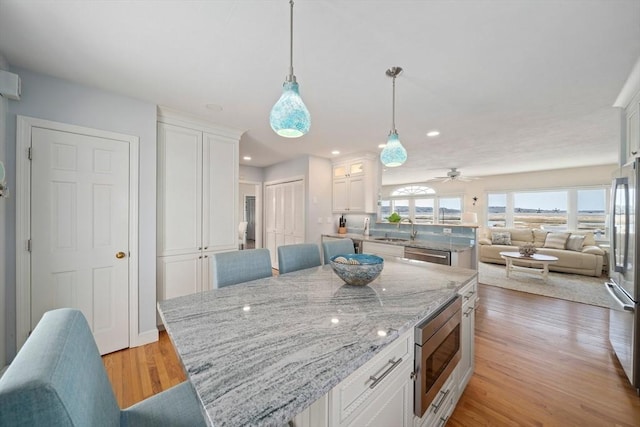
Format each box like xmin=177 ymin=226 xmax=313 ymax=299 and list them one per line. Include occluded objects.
xmin=499 ymin=251 xmax=559 ymax=282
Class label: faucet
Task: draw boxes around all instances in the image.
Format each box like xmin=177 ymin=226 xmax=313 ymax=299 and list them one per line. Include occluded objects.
xmin=402 ymin=218 xmax=418 ymax=240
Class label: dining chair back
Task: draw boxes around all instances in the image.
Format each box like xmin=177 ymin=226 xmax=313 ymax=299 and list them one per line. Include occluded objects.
xmin=321 ymin=238 xmax=356 ymax=264
xmin=277 ymin=243 xmax=322 ymax=274
xmin=211 ymin=248 xmax=272 ymax=288
xmin=0 ymin=308 xmax=207 ymax=427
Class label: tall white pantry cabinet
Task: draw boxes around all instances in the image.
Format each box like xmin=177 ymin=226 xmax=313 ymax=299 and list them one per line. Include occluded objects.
xmin=157 ymin=114 xmax=241 ymax=301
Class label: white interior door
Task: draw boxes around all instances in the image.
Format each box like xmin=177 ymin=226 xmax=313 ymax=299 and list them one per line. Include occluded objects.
xmin=30 ymin=127 xmax=130 ymax=354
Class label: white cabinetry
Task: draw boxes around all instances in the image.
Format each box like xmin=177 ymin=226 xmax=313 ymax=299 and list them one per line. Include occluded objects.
xmin=413 ymin=372 xmax=458 ymax=427
xmin=332 ymin=155 xmax=380 ymax=213
xmin=328 ymin=330 xmax=413 ymax=427
xmin=615 ymin=58 xmax=640 ymax=165
xmin=457 ymin=278 xmax=478 ymax=393
xmin=157 ymin=117 xmax=240 ymax=300
xmin=265 ymin=180 xmax=305 ymax=269
xmin=362 ymin=241 xmax=404 ymax=258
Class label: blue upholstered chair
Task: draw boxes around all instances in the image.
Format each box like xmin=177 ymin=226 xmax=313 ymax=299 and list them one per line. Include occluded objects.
xmin=277 ymin=243 xmax=322 ymax=274
xmin=322 ymin=238 xmax=356 ymax=265
xmin=211 ymin=248 xmax=272 ymax=288
xmin=0 ymin=308 xmax=208 ymax=427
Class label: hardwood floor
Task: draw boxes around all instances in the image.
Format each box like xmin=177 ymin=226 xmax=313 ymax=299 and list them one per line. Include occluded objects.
xmin=103 ymin=285 xmax=640 ymax=425
xmin=449 ymin=285 xmax=640 ymax=426
xmin=102 ymin=329 xmax=186 ymax=408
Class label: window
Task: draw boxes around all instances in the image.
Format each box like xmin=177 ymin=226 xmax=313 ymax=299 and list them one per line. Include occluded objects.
xmin=381 ymin=186 xmax=463 ymax=224
xmin=486 ymin=187 xmax=609 ymax=238
xmin=438 ymin=197 xmax=462 ymax=224
xmin=514 ymin=191 xmax=567 ymax=230
xmin=577 ymin=188 xmax=607 ymax=237
xmin=487 ymin=193 xmax=506 ymax=227
xmin=391 ymin=185 xmax=435 ymax=196
xmin=415 ymin=198 xmax=434 ymax=224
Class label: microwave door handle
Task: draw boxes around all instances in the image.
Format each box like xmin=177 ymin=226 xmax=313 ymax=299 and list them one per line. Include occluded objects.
xmin=604 ymin=281 xmax=635 ymax=312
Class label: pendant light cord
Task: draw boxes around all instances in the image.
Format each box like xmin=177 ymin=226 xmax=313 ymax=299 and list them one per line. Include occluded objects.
xmin=391 ymin=75 xmax=396 ymax=132
xmin=288 ymin=0 xmax=295 ymax=82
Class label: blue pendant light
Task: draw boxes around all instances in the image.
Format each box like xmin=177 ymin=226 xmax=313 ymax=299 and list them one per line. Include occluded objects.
xmin=380 ymin=67 xmax=407 ymax=167
xmin=270 ymin=0 xmax=310 ymax=138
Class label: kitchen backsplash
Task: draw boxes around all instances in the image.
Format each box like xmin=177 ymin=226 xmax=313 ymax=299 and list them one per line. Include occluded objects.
xmin=336 ymin=214 xmax=476 ymax=246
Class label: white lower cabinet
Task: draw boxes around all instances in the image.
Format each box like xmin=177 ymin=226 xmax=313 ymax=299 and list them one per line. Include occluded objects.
xmin=157 ymin=252 xmax=217 ymax=300
xmin=413 ymin=369 xmax=458 ymax=427
xmin=458 ymin=278 xmax=478 ymax=393
xmin=362 ymin=241 xmax=404 ymax=258
xmin=329 ymin=330 xmax=413 ymax=427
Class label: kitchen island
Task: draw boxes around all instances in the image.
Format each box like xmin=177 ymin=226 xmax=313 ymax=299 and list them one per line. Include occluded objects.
xmin=158 ymin=257 xmax=477 ymax=426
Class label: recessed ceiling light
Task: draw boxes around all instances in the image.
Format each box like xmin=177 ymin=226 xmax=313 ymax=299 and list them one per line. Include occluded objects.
xmin=205 ymin=103 xmax=223 ymax=112
xmin=243 ymin=156 xmax=252 ymax=161
xmin=378 ymin=144 xmax=386 ymax=149
xmin=426 ymin=130 xmax=440 ymax=137
xmin=331 ymin=150 xmax=340 ymax=155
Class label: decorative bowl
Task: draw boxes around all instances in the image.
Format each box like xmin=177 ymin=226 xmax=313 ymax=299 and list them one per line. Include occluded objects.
xmin=329 ymin=254 xmax=384 ymax=286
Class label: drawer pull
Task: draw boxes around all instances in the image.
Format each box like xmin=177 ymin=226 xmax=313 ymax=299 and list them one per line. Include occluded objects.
xmin=464 ymin=307 xmax=474 ymax=317
xmin=464 ymin=290 xmax=476 ymax=300
xmin=369 ymin=357 xmax=403 ymax=389
xmin=438 ymin=415 xmax=450 ymax=427
xmin=432 ymin=388 xmax=450 ymax=414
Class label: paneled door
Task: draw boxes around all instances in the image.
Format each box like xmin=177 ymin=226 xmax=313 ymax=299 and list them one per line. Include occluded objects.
xmin=30 ymin=127 xmax=130 ymax=355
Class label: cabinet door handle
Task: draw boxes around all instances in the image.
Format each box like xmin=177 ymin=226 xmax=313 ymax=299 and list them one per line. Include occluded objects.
xmin=431 ymin=388 xmax=450 ymax=414
xmin=633 ymin=151 xmax=638 ymax=155
xmin=369 ymin=357 xmax=403 ymax=389
xmin=464 ymin=307 xmax=474 ymax=317
xmin=464 ymin=290 xmax=476 ymax=300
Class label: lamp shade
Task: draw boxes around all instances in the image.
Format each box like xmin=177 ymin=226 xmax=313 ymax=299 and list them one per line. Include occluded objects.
xmin=380 ymin=132 xmax=407 ymax=167
xmin=270 ymin=81 xmax=311 ymax=138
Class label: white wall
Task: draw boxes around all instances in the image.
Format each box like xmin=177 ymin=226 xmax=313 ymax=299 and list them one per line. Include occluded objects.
xmin=0 ymin=53 xmax=9 ymax=368
xmin=239 ymin=165 xmax=263 ymax=182
xmin=4 ymin=67 xmax=158 ymax=362
xmin=307 ymin=156 xmax=334 ymax=246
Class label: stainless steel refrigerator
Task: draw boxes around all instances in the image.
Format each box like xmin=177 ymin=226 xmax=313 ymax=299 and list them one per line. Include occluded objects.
xmin=607 ymin=159 xmax=640 ymax=394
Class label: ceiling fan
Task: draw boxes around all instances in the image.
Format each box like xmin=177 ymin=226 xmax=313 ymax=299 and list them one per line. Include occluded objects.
xmin=427 ymin=168 xmax=479 ymax=183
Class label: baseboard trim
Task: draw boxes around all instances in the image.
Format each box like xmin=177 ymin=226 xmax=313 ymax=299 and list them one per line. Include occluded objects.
xmin=131 ymin=327 xmax=159 ymax=348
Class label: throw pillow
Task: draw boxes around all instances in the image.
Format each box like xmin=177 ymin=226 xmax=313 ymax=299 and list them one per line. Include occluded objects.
xmin=566 ymin=235 xmax=585 ymax=251
xmin=491 ymin=231 xmax=512 ymax=245
xmin=543 ymin=232 xmax=570 ymax=249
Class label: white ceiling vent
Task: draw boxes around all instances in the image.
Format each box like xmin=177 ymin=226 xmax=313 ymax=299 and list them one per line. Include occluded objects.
xmin=0 ymin=70 xmax=21 ymax=100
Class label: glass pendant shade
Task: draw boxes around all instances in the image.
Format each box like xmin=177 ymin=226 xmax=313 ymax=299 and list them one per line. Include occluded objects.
xmin=380 ymin=131 xmax=407 ymax=167
xmin=270 ymin=81 xmax=311 ymax=138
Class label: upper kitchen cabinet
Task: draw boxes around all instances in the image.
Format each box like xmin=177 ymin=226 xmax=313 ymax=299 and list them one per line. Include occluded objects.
xmin=157 ymin=111 xmax=242 ymax=298
xmin=332 ymin=154 xmax=380 ymax=213
xmin=615 ymin=57 xmax=640 ymax=166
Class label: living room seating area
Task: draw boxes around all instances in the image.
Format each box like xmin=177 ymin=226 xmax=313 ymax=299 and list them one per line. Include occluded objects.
xmin=478 ymin=228 xmax=605 ymax=277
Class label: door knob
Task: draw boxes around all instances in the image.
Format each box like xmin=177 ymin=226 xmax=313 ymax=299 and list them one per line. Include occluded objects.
xmin=116 ymin=251 xmax=126 ymax=259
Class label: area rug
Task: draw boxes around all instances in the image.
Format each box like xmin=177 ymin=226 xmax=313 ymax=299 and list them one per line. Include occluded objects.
xmin=478 ymin=262 xmax=610 ymax=308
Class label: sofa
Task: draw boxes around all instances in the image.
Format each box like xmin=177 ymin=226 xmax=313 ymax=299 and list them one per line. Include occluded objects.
xmin=478 ymin=228 xmax=606 ymax=277
xmin=0 ymin=308 xmax=208 ymax=427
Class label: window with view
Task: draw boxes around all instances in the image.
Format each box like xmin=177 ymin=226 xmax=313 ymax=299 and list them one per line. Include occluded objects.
xmin=577 ymin=188 xmax=607 ymax=238
xmin=514 ymin=191 xmax=567 ymax=230
xmin=487 ymin=193 xmax=506 ymax=227
xmin=437 ymin=197 xmax=462 ymax=224
xmin=380 ymin=186 xmax=462 ymax=225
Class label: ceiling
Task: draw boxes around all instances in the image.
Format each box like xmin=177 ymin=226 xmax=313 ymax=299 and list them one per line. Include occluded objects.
xmin=0 ymin=0 xmax=638 ymax=185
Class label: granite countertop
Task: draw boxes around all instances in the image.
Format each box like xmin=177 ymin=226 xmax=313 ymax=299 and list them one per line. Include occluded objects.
xmin=158 ymin=258 xmax=477 ymax=427
xmin=323 ymin=233 xmax=473 ymax=253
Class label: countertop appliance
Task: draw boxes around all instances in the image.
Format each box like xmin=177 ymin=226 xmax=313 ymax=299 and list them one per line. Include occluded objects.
xmin=608 ymin=159 xmax=640 ymax=394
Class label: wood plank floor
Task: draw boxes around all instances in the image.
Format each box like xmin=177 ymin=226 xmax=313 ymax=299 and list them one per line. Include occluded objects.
xmin=103 ymin=285 xmax=640 ymax=425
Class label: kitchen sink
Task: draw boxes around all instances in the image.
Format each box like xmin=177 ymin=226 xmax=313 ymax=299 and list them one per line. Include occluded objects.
xmin=374 ymin=237 xmax=409 ymax=242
